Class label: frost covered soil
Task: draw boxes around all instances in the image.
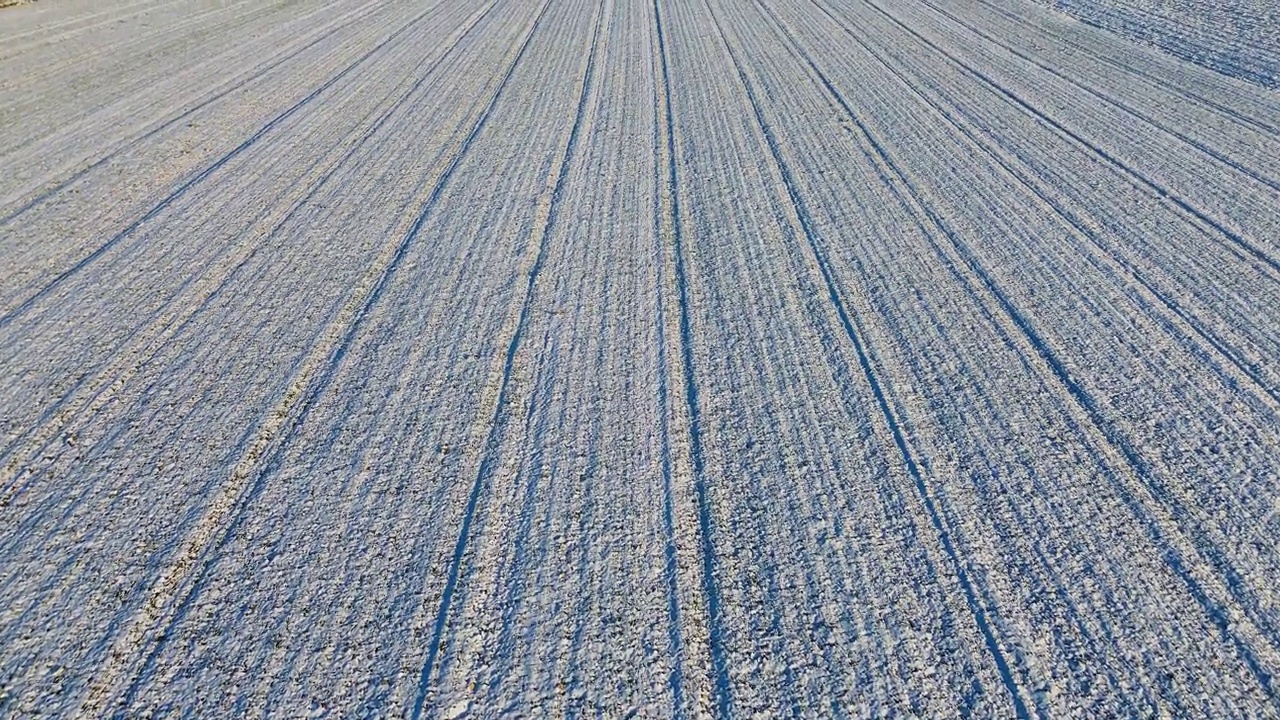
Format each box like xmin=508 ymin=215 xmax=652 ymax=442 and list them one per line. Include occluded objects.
xmin=2 ymin=0 xmax=1280 ymax=716
xmin=1036 ymin=0 xmax=1280 ymax=89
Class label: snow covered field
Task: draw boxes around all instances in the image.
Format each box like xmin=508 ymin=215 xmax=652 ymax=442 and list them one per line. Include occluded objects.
xmin=1036 ymin=0 xmax=1280 ymax=89
xmin=2 ymin=0 xmax=1279 ymax=715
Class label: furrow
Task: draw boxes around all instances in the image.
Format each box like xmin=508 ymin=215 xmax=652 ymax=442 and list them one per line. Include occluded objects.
xmin=72 ymin=2 xmax=550 ymax=713
xmin=0 ymin=1 xmax=443 ymax=330
xmin=698 ymin=0 xmax=1036 ymax=715
xmin=653 ymin=0 xmax=734 ymax=713
xmin=0 ymin=0 xmax=507 ymax=509
xmin=409 ymin=0 xmax=602 ymax=713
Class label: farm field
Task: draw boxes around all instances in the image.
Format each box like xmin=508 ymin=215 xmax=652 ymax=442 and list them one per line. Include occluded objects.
xmin=2 ymin=0 xmax=1280 ymax=716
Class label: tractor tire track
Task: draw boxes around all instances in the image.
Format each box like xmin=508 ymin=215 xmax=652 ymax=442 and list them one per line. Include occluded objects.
xmin=777 ymin=0 xmax=1280 ymax=697
xmin=0 ymin=0 xmax=507 ymax=510
xmin=0 ymin=0 xmax=382 ymax=227
xmin=75 ymin=2 xmax=555 ymax=712
xmin=697 ymin=0 xmax=1036 ymax=714
xmin=0 ymin=0 xmax=452 ymax=330
xmin=408 ymin=0 xmax=602 ymax=713
xmin=653 ymin=0 xmax=734 ymax=714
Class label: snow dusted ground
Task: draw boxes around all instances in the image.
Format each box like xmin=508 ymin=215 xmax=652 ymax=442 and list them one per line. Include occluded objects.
xmin=1035 ymin=0 xmax=1280 ymax=89
xmin=2 ymin=0 xmax=1279 ymax=716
